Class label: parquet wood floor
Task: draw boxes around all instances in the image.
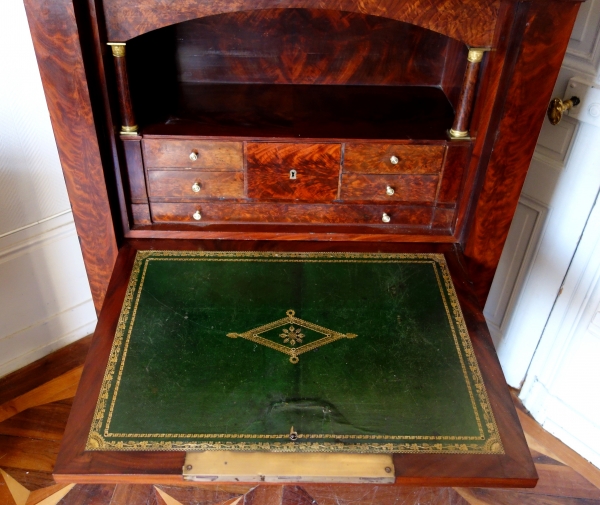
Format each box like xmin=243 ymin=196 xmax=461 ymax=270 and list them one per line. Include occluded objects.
xmin=0 ymin=337 xmax=599 ymax=505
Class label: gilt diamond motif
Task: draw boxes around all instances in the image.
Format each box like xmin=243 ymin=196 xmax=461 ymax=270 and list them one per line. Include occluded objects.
xmin=227 ymin=309 xmax=357 ymax=364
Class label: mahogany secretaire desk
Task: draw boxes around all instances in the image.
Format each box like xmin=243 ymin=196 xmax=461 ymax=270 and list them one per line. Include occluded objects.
xmin=23 ymin=0 xmax=582 ymax=487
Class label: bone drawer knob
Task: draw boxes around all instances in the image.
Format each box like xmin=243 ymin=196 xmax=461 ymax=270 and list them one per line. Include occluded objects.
xmin=192 ymin=210 xmax=202 ymax=221
xmin=390 ymin=155 xmax=399 ymax=165
xmin=191 ymin=182 xmax=201 ymax=193
xmin=382 ymin=213 xmax=391 ymax=223
xmin=386 ymin=185 xmax=395 ymax=196
xmin=189 ymin=151 xmax=198 ymax=161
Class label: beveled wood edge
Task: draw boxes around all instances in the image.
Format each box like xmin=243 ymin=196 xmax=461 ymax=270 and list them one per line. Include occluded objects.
xmin=125 ymin=230 xmax=458 ymax=242
xmin=54 ymin=240 xmax=537 ymax=487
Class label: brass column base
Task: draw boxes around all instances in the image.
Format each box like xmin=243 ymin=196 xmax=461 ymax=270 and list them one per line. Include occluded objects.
xmin=448 ymin=128 xmax=470 ymax=140
xmin=120 ymin=125 xmax=138 ymax=135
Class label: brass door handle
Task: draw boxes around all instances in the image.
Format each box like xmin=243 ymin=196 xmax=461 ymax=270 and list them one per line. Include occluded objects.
xmin=548 ymin=96 xmax=580 ymax=125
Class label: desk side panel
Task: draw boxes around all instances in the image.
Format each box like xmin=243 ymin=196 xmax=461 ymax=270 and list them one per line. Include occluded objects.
xmin=23 ymin=0 xmax=119 ymax=312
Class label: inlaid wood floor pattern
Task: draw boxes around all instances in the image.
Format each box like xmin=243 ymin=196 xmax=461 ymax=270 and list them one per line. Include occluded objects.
xmin=1 ymin=337 xmax=599 ymax=505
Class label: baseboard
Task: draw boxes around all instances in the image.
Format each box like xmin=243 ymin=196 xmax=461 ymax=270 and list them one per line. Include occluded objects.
xmin=0 ymin=302 xmax=96 ymax=378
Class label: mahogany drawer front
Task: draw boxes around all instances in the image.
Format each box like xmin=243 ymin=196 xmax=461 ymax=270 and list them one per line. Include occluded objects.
xmin=143 ymin=139 xmax=243 ymax=169
xmin=247 ymin=143 xmax=341 ymax=201
xmin=341 ymin=174 xmax=439 ymax=203
xmin=151 ymin=202 xmax=433 ymax=226
xmin=147 ymin=171 xmax=244 ymax=199
xmin=344 ymin=144 xmax=445 ymax=174
xmin=247 ymin=142 xmax=341 ymax=169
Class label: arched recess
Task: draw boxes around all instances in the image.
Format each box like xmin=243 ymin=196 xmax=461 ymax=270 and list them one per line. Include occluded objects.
xmin=121 ymin=9 xmax=469 ymax=138
xmin=104 ymin=0 xmax=500 ymax=47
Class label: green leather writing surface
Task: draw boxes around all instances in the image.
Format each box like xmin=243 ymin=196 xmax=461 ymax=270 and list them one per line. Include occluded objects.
xmin=87 ymin=251 xmax=502 ymax=454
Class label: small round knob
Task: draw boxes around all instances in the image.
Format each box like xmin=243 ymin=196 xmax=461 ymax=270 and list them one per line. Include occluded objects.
xmin=382 ymin=213 xmax=391 ymax=223
xmin=386 ymin=185 xmax=395 ymax=196
xmin=390 ymin=155 xmax=399 ymax=165
xmin=191 ymin=182 xmax=201 ymax=193
xmin=189 ymin=151 xmax=198 ymax=161
xmin=192 ymin=210 xmax=201 ymax=221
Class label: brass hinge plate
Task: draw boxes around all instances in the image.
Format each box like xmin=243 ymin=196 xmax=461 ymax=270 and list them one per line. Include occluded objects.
xmin=183 ymin=451 xmax=395 ymax=483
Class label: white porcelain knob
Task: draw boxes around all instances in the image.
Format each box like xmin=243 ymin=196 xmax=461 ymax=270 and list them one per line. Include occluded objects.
xmin=191 ymin=182 xmax=201 ymax=193
xmin=189 ymin=151 xmax=198 ymax=161
xmin=192 ymin=210 xmax=201 ymax=221
xmin=386 ymin=185 xmax=395 ymax=196
xmin=382 ymin=213 xmax=391 ymax=223
xmin=390 ymin=155 xmax=399 ymax=165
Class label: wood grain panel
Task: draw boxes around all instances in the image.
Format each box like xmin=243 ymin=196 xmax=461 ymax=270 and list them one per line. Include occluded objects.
xmin=175 ymin=10 xmax=448 ymax=86
xmin=247 ymin=143 xmax=341 ymax=169
xmin=463 ymin=1 xmax=581 ymax=303
xmin=143 ymin=140 xmax=243 ymax=169
xmin=438 ymin=144 xmax=471 ymax=204
xmin=442 ymin=40 xmax=469 ymax=112
xmin=122 ymin=139 xmax=148 ymax=203
xmin=247 ymin=143 xmax=340 ymax=201
xmin=432 ymin=208 xmax=456 ymax=231
xmin=131 ymin=204 xmax=152 ymax=225
xmin=151 ymin=202 xmax=433 ymax=226
xmin=103 ymin=0 xmax=500 ymax=47
xmin=148 ymin=171 xmax=244 ymax=199
xmin=343 ymin=144 xmax=445 ymax=174
xmin=23 ymin=0 xmax=118 ymax=312
xmin=340 ymin=174 xmax=438 ymax=202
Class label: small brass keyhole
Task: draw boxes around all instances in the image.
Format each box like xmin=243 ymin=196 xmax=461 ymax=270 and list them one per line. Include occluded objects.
xmin=289 ymin=169 xmax=297 ymax=180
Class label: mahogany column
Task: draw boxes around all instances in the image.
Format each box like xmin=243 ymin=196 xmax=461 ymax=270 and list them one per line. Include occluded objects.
xmin=449 ymin=48 xmax=486 ymax=139
xmin=108 ymin=43 xmax=138 ymax=135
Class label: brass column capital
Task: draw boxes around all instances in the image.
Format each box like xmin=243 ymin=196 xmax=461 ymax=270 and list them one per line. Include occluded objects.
xmin=108 ymin=42 xmax=126 ymax=58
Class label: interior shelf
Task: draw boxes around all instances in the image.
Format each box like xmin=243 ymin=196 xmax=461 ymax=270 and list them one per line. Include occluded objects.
xmin=141 ymin=83 xmax=455 ymax=140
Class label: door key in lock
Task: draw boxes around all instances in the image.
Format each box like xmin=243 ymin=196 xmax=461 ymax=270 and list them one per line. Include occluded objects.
xmin=289 ymin=169 xmax=297 ymax=180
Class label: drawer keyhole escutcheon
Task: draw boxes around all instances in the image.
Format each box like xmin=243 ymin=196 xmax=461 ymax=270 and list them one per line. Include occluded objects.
xmin=382 ymin=213 xmax=391 ymax=223
xmin=191 ymin=182 xmax=201 ymax=193
xmin=289 ymin=169 xmax=297 ymax=180
xmin=386 ymin=185 xmax=395 ymax=196
xmin=189 ymin=151 xmax=198 ymax=161
xmin=390 ymin=155 xmax=399 ymax=165
xmin=192 ymin=210 xmax=202 ymax=221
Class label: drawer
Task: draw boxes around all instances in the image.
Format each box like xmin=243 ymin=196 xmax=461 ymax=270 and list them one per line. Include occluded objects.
xmin=344 ymin=144 xmax=444 ymax=174
xmin=341 ymin=174 xmax=439 ymax=203
xmin=151 ymin=202 xmax=433 ymax=226
xmin=247 ymin=143 xmax=341 ymax=201
xmin=147 ymin=171 xmax=244 ymax=199
xmin=143 ymin=139 xmax=243 ymax=169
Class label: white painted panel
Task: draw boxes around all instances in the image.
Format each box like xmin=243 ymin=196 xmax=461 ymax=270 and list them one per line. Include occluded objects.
xmin=570 ymin=0 xmax=595 ymax=44
xmin=0 ymin=213 xmax=97 ymax=378
xmin=552 ymin=332 xmax=600 ymax=422
xmin=484 ymin=200 xmax=542 ymax=332
xmin=535 ymin=118 xmax=576 ymax=164
xmin=0 ymin=0 xmax=71 ymax=236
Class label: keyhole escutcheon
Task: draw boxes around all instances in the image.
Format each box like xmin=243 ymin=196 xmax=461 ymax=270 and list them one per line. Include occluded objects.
xmin=289 ymin=169 xmax=297 ymax=180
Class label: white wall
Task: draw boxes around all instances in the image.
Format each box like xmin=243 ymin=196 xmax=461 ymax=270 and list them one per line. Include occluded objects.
xmin=0 ymin=0 xmax=97 ymax=377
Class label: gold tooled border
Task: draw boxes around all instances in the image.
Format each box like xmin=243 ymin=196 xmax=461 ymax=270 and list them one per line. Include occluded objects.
xmin=86 ymin=251 xmax=503 ymax=454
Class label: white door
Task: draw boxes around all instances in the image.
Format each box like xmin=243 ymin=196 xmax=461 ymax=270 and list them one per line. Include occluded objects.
xmin=484 ymin=0 xmax=600 ymax=388
xmin=520 ymin=191 xmax=600 ymax=467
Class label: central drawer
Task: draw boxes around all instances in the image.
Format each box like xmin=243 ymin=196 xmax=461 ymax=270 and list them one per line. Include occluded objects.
xmin=247 ymin=143 xmax=341 ymax=201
